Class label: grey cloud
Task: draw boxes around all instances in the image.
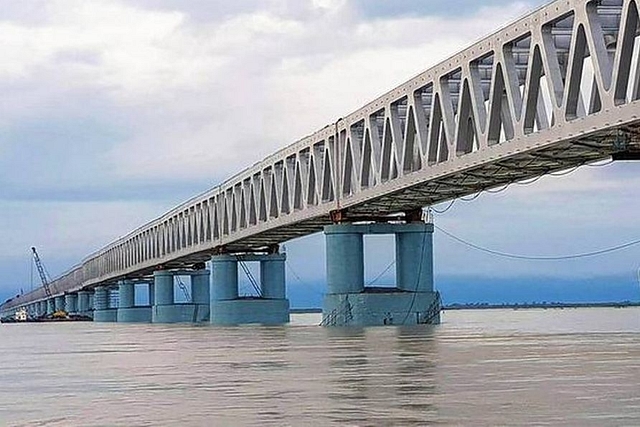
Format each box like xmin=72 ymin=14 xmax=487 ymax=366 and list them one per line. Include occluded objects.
xmin=0 ymin=0 xmax=52 ymax=26
xmin=352 ymin=0 xmax=548 ymax=19
xmin=53 ymin=49 xmax=102 ymax=66
xmin=126 ymin=0 xmax=271 ymax=22
xmin=0 ymin=116 xmax=124 ymax=190
xmin=126 ymin=0 xmax=340 ymax=23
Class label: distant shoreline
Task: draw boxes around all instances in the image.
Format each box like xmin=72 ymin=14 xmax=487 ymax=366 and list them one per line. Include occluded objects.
xmin=290 ymin=302 xmax=640 ymax=314
xmin=442 ymin=302 xmax=640 ymax=310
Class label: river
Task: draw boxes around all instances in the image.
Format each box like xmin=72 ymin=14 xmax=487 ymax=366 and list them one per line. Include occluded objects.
xmin=1 ymin=307 xmax=639 ymax=426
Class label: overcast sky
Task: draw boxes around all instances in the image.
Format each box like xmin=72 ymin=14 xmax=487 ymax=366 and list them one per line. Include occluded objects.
xmin=1 ymin=0 xmax=639 ymax=303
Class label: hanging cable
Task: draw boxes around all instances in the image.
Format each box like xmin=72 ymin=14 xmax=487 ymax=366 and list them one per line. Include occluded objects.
xmin=286 ymin=262 xmax=306 ymax=285
xmin=236 ymin=256 xmax=262 ymax=296
xmin=366 ymin=260 xmax=396 ymax=286
xmin=431 ymin=199 xmax=456 ymax=214
xmin=175 ymin=276 xmax=191 ymax=301
xmin=286 ymin=261 xmax=325 ymax=298
xmin=430 ymin=160 xmax=594 ymax=216
xmin=515 ymin=174 xmax=544 ymax=185
xmin=460 ymin=192 xmax=483 ymax=202
xmin=435 ymin=224 xmax=640 ymax=260
xmin=485 ymin=182 xmax=511 ymax=193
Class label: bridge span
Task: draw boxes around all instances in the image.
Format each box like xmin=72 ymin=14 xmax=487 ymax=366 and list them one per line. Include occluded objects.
xmin=3 ymin=0 xmax=640 ymax=325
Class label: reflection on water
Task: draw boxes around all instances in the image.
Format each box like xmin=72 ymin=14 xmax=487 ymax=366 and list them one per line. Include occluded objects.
xmin=324 ymin=326 xmax=438 ymax=425
xmin=0 ymin=308 xmax=639 ymax=426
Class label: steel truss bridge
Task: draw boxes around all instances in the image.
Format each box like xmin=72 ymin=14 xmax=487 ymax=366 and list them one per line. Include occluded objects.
xmin=4 ymin=0 xmax=640 ymax=310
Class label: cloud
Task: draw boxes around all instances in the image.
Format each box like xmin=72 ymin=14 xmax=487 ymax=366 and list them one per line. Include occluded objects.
xmin=0 ymin=0 xmax=532 ymax=190
xmin=0 ymin=199 xmax=168 ymax=266
xmin=5 ymin=0 xmax=532 ymax=183
xmin=351 ymin=0 xmax=544 ymax=19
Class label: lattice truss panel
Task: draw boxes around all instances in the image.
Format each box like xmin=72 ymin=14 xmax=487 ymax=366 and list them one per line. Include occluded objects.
xmin=7 ymin=0 xmax=640 ymax=304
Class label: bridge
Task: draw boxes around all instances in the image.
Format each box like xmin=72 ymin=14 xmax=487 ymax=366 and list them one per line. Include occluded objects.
xmin=2 ymin=0 xmax=640 ymax=325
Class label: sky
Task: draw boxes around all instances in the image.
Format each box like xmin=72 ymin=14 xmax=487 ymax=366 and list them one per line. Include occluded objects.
xmin=1 ymin=0 xmax=639 ymax=306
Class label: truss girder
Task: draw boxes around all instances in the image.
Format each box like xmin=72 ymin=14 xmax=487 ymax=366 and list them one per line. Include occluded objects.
xmin=6 ymin=0 xmax=640 ymax=309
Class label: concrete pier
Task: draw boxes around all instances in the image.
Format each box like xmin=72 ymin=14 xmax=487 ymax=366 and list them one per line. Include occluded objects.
xmin=326 ymin=227 xmax=364 ymax=294
xmin=93 ymin=285 xmax=117 ymax=322
xmin=65 ymin=293 xmax=78 ymax=314
xmin=152 ymin=270 xmax=210 ymax=323
xmin=117 ymin=280 xmax=151 ymax=322
xmin=396 ymin=224 xmax=434 ymax=293
xmin=260 ymin=254 xmax=286 ymax=299
xmin=322 ymin=222 xmax=441 ymax=327
xmin=190 ymin=270 xmax=211 ymax=321
xmin=211 ymin=256 xmax=238 ymax=301
xmin=46 ymin=298 xmax=55 ymax=315
xmin=34 ymin=301 xmax=43 ymax=317
xmin=54 ymin=296 xmax=65 ymax=312
xmin=77 ymin=290 xmax=92 ymax=317
xmin=210 ymin=253 xmax=289 ymax=325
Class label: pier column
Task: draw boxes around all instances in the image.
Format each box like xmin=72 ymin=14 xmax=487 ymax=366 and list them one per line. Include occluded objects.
xmin=107 ymin=286 xmax=119 ymax=309
xmin=54 ymin=296 xmax=65 ymax=312
xmin=94 ymin=287 xmax=107 ymax=310
xmin=325 ymin=225 xmax=365 ymax=294
xmin=94 ymin=286 xmax=107 ymax=310
xmin=65 ymin=293 xmax=78 ymax=314
xmin=210 ymin=253 xmax=289 ymax=325
xmin=191 ymin=270 xmax=210 ymax=304
xmin=93 ymin=285 xmax=116 ymax=322
xmin=190 ymin=269 xmax=210 ymax=322
xmin=119 ymin=281 xmax=134 ymax=309
xmin=77 ymin=291 xmax=91 ymax=317
xmin=35 ymin=301 xmax=44 ymax=317
xmin=154 ymin=271 xmax=174 ymax=306
xmin=211 ymin=255 xmax=238 ymax=301
xmin=396 ymin=223 xmax=434 ymax=292
xmin=260 ymin=254 xmax=286 ymax=299
xmin=152 ymin=271 xmax=182 ymax=323
xmin=46 ymin=298 xmax=55 ymax=315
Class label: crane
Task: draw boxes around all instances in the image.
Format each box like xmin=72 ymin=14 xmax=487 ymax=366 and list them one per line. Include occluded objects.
xmin=31 ymin=247 xmax=52 ymax=298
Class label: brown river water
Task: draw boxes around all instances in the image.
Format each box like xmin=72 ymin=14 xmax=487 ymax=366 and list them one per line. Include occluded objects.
xmin=1 ymin=307 xmax=639 ymax=426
